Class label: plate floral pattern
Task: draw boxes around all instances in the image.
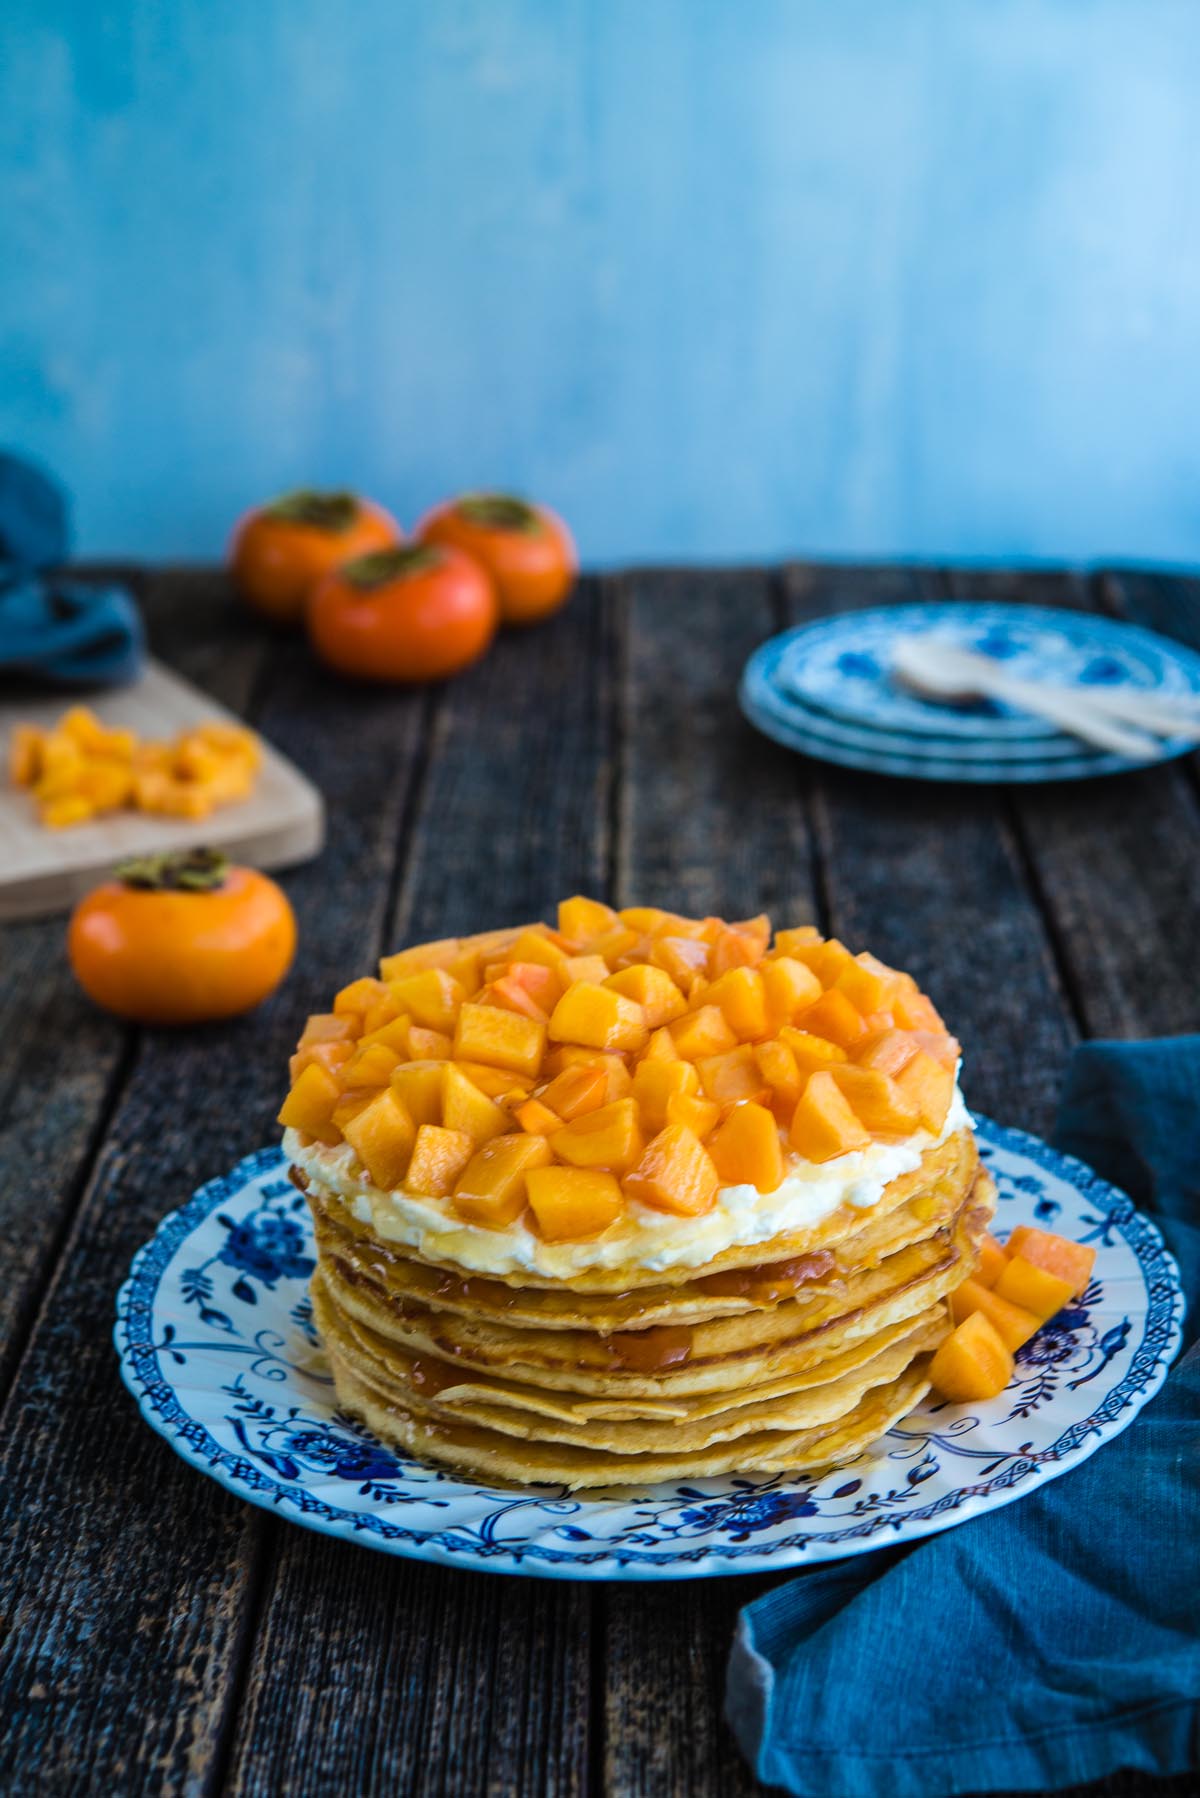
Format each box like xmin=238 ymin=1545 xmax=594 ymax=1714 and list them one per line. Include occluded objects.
xmin=115 ymin=1118 xmax=1183 ymax=1580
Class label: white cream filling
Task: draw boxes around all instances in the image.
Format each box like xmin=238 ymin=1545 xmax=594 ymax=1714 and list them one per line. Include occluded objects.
xmin=286 ymin=1069 xmax=971 ymax=1280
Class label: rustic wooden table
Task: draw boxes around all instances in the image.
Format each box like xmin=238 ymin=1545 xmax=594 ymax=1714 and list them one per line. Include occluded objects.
xmin=2 ymin=563 xmax=1196 ymax=1797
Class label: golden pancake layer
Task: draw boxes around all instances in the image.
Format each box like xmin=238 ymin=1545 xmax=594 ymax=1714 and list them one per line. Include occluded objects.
xmin=281 ymin=902 xmax=984 ymax=1486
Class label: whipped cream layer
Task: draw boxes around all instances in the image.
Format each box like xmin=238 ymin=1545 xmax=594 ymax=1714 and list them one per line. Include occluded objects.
xmin=287 ymin=1071 xmax=971 ymax=1280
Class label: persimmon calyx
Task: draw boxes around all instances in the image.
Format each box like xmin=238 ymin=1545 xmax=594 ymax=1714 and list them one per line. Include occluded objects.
xmin=264 ymin=489 xmax=361 ymax=531
xmin=116 ymin=847 xmax=231 ymax=892
xmin=343 ymin=546 xmax=443 ymax=590
xmin=456 ymin=493 xmax=542 ymax=533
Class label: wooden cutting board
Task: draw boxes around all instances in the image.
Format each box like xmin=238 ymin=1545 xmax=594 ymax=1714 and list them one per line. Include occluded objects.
xmin=0 ymin=660 xmax=325 ymax=921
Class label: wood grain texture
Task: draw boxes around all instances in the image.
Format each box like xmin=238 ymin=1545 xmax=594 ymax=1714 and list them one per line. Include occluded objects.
xmin=224 ymin=582 xmax=615 ymax=1798
xmin=0 ymin=587 xmax=431 ymax=1794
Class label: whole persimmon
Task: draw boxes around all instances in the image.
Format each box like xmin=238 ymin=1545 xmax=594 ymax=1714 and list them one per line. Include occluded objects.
xmin=68 ymin=849 xmax=296 ymax=1025
xmin=230 ymin=490 xmax=400 ymax=626
xmin=416 ymin=493 xmax=576 ymax=626
xmin=307 ymin=544 xmax=498 ymax=682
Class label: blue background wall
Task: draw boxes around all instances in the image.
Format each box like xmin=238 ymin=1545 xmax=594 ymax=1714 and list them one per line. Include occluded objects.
xmin=4 ymin=1 xmax=1200 ymax=566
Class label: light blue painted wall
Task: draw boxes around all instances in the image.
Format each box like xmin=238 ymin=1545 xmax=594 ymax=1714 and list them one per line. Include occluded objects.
xmin=3 ymin=1 xmax=1200 ymax=566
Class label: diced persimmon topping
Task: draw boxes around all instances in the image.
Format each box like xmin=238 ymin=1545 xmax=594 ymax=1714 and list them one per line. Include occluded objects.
xmin=284 ymin=904 xmax=963 ymax=1238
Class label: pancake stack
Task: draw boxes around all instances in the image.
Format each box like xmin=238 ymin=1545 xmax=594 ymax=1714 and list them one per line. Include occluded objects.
xmin=280 ymin=902 xmax=988 ymax=1488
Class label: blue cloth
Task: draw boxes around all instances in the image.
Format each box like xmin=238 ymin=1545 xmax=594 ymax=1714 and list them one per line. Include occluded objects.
xmin=726 ymin=1038 xmax=1200 ymax=1797
xmin=0 ymin=450 xmax=144 ymax=686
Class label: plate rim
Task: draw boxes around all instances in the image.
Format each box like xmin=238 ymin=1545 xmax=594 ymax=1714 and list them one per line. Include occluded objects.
xmin=114 ymin=1118 xmax=1184 ymax=1581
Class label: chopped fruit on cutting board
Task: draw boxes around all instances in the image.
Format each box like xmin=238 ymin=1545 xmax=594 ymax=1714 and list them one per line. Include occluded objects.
xmin=929 ymin=1225 xmax=1096 ymax=1402
xmin=10 ymin=705 xmax=261 ymax=827
xmin=277 ymin=899 xmax=965 ymax=1241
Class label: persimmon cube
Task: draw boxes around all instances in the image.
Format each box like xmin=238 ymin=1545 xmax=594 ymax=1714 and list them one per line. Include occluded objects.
xmin=379 ymin=937 xmax=461 ymax=981
xmin=360 ymin=995 xmax=405 ymax=1037
xmin=642 ymin=1024 xmax=682 ymax=1062
xmin=829 ymin=1066 xmax=920 ymax=1136
xmin=697 ymin=1044 xmax=764 ymax=1105
xmin=298 ymin=1011 xmax=357 ymax=1047
xmin=405 ymin=1025 xmax=452 ymax=1060
xmin=459 ymin=922 xmax=535 ymax=958
xmin=771 ymin=925 xmax=822 ymax=957
xmin=649 ymin=913 xmax=712 ymax=942
xmin=755 ymin=1039 xmax=803 ymax=1106
xmin=388 ymin=968 xmax=466 ymax=1033
xmin=277 ymin=1063 xmax=342 ymax=1144
xmin=707 ymin=968 xmax=768 ymax=1040
xmin=551 ymin=1098 xmax=645 ymax=1172
xmin=452 ymin=1133 xmax=553 ymax=1226
xmin=911 ymin=1029 xmax=961 ymax=1071
xmin=619 ymin=906 xmax=669 ymax=933
xmin=894 ymin=1050 xmax=954 ymax=1134
xmin=442 ymin=1064 xmax=509 ymax=1144
xmin=548 ymin=983 xmax=647 ymax=1053
xmin=540 ymin=1063 xmax=608 ymax=1120
xmin=390 ymin=1060 xmax=449 ymax=1126
xmin=856 ymin=1028 xmax=920 ymax=1078
xmin=452 ymin=1060 xmax=531 ymax=1099
xmin=665 ymin=1092 xmax=720 ymax=1138
xmin=794 ymin=988 xmax=868 ymax=1051
xmin=604 ymin=965 xmax=686 ymax=1028
xmin=632 ymin=1058 xmax=699 ymax=1131
xmin=454 ymin=1002 xmax=546 ymax=1076
xmin=789 ymin=1072 xmax=871 ymax=1162
xmin=1003 ymin=1227 xmax=1096 ymax=1299
xmin=994 ymin=1254 xmax=1076 ymax=1321
xmin=562 ymin=954 xmax=610 ymax=986
xmin=558 ymin=895 xmax=619 ymax=945
xmin=334 ymin=976 xmax=386 ymax=1018
xmin=893 ymin=987 xmax=947 ymax=1033
xmin=624 ymin=1124 xmax=720 ymax=1217
xmin=340 ymin=1041 xmax=402 ymax=1088
xmin=949 ymin=1278 xmax=1041 ymax=1352
xmin=731 ymin=912 xmax=771 ymax=946
xmin=448 ymin=945 xmax=484 ymax=992
xmin=330 ymin=1088 xmax=377 ymax=1133
xmin=504 ymin=961 xmax=564 ymax=1008
xmin=483 ymin=975 xmax=550 ymax=1023
xmin=929 ymin=1310 xmax=1013 ymax=1403
xmin=543 ymin=1046 xmax=633 ymax=1100
xmin=587 ymin=925 xmax=640 ymax=967
xmin=709 ymin=927 xmax=766 ymax=976
xmin=513 ymin=1097 xmax=562 ymax=1135
xmin=670 ymin=1005 xmax=738 ymax=1061
xmin=761 ymin=957 xmax=822 ymax=1030
xmin=508 ymin=928 xmax=570 ymax=971
xmin=405 ymin=1124 xmax=475 ymax=1197
xmin=341 ymin=1088 xmax=416 ymax=1190
xmin=779 ymin=1028 xmax=849 ymax=1073
xmin=835 ymin=955 xmax=899 ymax=1016
xmin=649 ymin=935 xmax=710 ymax=991
xmin=709 ymin=1101 xmax=784 ymax=1194
xmin=289 ymin=1039 xmax=352 ymax=1083
xmin=975 ymin=1234 xmax=1010 ymax=1289
xmin=526 ymin=1167 xmax=624 ymax=1241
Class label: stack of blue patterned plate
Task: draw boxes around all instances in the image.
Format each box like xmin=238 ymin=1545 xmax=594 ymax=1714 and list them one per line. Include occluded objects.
xmin=739 ymin=602 xmax=1200 ymax=783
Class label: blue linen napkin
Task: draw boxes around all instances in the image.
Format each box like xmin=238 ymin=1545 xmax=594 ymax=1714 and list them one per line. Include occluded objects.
xmin=0 ymin=450 xmax=144 ymax=686
xmin=725 ymin=1037 xmax=1200 ymax=1797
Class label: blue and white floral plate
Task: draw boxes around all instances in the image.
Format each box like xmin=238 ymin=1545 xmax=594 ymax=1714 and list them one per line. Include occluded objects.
xmin=741 ymin=603 xmax=1200 ymax=783
xmin=115 ymin=1118 xmax=1182 ymax=1580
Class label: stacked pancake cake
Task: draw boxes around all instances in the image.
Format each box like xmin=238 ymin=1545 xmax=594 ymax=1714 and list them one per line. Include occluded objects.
xmin=279 ymin=900 xmax=991 ymax=1488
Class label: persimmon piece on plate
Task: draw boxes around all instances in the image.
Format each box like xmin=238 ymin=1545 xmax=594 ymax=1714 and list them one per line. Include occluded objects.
xmin=603 ymin=965 xmax=686 ymax=1028
xmin=454 ymin=1001 xmax=546 ymax=1076
xmin=669 ymin=1005 xmax=738 ymax=1061
xmin=407 ymin=1025 xmax=453 ymax=1059
xmin=779 ymin=1027 xmax=848 ymax=1074
xmin=335 ymin=976 xmax=385 ymax=1018
xmin=539 ymin=1063 xmax=608 ymax=1120
xmin=387 ymin=969 xmax=466 ymax=1033
xmin=513 ymin=1096 xmax=562 ymax=1136
xmin=829 ymin=1066 xmax=920 ymax=1136
xmin=543 ymin=1046 xmax=632 ymax=1100
xmin=441 ymin=1064 xmax=509 ymax=1144
xmin=632 ymin=1058 xmax=699 ymax=1131
xmin=340 ymin=1041 xmax=402 ymax=1088
xmin=390 ymin=1060 xmax=449 ymax=1126
xmin=341 ymin=1088 xmax=416 ymax=1190
xmin=277 ymin=1062 xmax=342 ymax=1145
xmin=697 ymin=1044 xmax=765 ymax=1106
xmin=562 ymin=953 xmax=610 ymax=986
xmin=548 ymin=983 xmax=648 ymax=1053
xmin=761 ymin=957 xmax=822 ymax=1030
xmin=709 ymin=1101 xmax=784 ymax=1194
xmin=379 ymin=937 xmax=462 ymax=981
xmin=994 ymin=1254 xmax=1076 ymax=1321
xmin=894 ymin=1050 xmax=954 ymax=1134
xmin=558 ymin=895 xmax=619 ymax=945
xmin=551 ymin=1098 xmax=645 ymax=1172
xmin=794 ymin=988 xmax=868 ymax=1051
xmin=975 ymin=1233 xmax=1010 ymax=1289
xmin=1004 ymin=1226 xmax=1096 ymax=1299
xmin=289 ymin=1039 xmax=352 ymax=1083
xmin=856 ymin=1027 xmax=920 ymax=1079
xmin=949 ymin=1278 xmax=1041 ymax=1352
xmin=834 ymin=954 xmax=899 ymax=1016
xmin=929 ymin=1310 xmax=1013 ymax=1403
xmin=789 ymin=1072 xmax=871 ymax=1162
xmin=405 ymin=1124 xmax=475 ymax=1197
xmin=624 ymin=1123 xmax=720 ymax=1216
xmin=665 ymin=1092 xmax=720 ymax=1138
xmin=526 ymin=1167 xmax=624 ymax=1241
xmin=706 ymin=968 xmax=768 ymax=1040
xmin=453 ymin=1133 xmax=553 ymax=1227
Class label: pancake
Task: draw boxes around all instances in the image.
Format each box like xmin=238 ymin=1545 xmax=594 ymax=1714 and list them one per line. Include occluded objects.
xmin=279 ymin=901 xmax=986 ymax=1484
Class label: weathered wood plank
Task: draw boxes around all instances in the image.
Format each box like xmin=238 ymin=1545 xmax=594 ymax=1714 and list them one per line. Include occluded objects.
xmin=0 ymin=570 xmax=268 ymax=1398
xmin=224 ymin=584 xmax=615 ymax=1798
xmin=0 ymin=605 xmax=431 ymax=1794
xmin=603 ymin=567 xmax=817 ymax=1798
xmin=942 ymin=566 xmax=1200 ymax=1042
